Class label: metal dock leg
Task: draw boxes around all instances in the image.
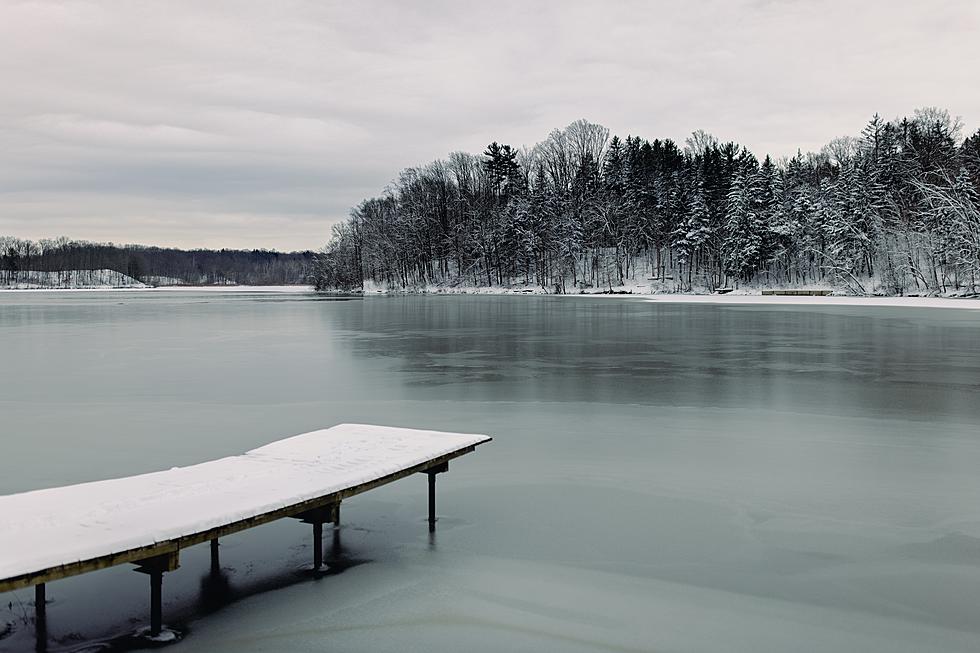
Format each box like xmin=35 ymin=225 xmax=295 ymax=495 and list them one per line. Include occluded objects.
xmin=312 ymin=520 xmax=323 ymax=569
xmin=34 ymin=583 xmax=46 ymax=652
xmin=133 ymin=550 xmax=180 ymax=637
xmin=428 ymin=472 xmax=436 ymax=531
xmin=210 ymin=538 xmax=220 ymax=573
xmin=422 ymin=461 xmax=449 ymax=532
xmin=294 ymin=502 xmax=340 ymax=571
xmin=149 ymin=569 xmax=163 ymax=636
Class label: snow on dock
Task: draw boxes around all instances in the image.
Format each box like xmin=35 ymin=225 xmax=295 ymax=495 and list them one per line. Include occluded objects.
xmin=0 ymin=424 xmax=491 ymax=592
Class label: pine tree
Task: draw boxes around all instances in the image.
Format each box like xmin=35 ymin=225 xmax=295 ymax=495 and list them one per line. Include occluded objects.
xmin=722 ymin=153 xmax=765 ymax=282
xmin=674 ymin=168 xmax=712 ymax=287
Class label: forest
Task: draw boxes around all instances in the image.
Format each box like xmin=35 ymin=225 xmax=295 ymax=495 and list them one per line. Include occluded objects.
xmin=0 ymin=237 xmax=314 ymax=286
xmin=312 ymin=108 xmax=980 ymax=295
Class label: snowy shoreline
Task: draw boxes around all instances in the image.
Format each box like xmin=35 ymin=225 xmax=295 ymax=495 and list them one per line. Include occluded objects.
xmin=391 ymin=289 xmax=980 ymax=310
xmin=342 ymin=279 xmax=980 ymax=310
xmin=626 ymin=294 xmax=980 ymax=310
xmin=0 ymin=284 xmax=315 ymax=293
xmin=3 ymin=284 xmax=979 ymax=310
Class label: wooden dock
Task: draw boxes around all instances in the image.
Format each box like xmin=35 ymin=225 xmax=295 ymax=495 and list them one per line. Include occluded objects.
xmin=760 ymin=289 xmax=833 ymax=296
xmin=0 ymin=424 xmax=491 ymax=643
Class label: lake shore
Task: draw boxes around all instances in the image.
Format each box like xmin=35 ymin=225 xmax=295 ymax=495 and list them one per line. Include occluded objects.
xmin=0 ymin=284 xmax=315 ymax=292
xmin=5 ymin=283 xmax=980 ymax=311
xmin=630 ymin=294 xmax=980 ymax=310
xmin=349 ymin=283 xmax=980 ymax=310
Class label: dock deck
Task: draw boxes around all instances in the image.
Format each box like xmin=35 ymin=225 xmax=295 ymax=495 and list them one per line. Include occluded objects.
xmin=760 ymin=289 xmax=833 ymax=296
xmin=0 ymin=423 xmax=490 ymax=639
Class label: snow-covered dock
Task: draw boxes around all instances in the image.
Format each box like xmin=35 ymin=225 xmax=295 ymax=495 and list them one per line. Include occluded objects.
xmin=0 ymin=424 xmax=491 ymax=639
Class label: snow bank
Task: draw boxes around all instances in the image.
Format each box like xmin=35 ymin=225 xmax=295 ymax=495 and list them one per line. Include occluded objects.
xmin=627 ymin=294 xmax=980 ymax=310
xmin=347 ymin=279 xmax=980 ymax=310
xmin=0 ymin=269 xmax=146 ymax=289
xmin=156 ymin=284 xmax=314 ymax=293
xmin=0 ymin=424 xmax=490 ymax=582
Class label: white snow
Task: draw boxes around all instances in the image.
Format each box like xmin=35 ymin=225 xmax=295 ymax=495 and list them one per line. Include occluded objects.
xmin=340 ymin=280 xmax=980 ymax=309
xmin=155 ymin=284 xmax=314 ymax=293
xmin=0 ymin=269 xmax=146 ymax=289
xmin=137 ymin=626 xmax=181 ymax=643
xmin=0 ymin=424 xmax=490 ymax=583
xmin=0 ymin=283 xmax=314 ymax=293
xmin=629 ymin=294 xmax=980 ymax=310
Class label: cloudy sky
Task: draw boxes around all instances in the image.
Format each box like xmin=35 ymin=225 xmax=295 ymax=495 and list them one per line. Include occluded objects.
xmin=1 ymin=0 xmax=978 ymax=251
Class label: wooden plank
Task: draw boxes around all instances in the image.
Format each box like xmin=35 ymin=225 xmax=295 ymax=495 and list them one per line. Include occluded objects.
xmin=0 ymin=541 xmax=180 ymax=592
xmin=133 ymin=551 xmax=180 ymax=574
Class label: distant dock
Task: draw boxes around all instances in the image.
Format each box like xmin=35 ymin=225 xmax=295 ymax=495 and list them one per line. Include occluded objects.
xmin=761 ymin=289 xmax=833 ymax=296
xmin=0 ymin=424 xmax=491 ymax=644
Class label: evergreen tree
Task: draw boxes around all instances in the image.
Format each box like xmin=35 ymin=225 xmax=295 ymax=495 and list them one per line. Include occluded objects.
xmin=308 ymin=111 xmax=980 ymax=295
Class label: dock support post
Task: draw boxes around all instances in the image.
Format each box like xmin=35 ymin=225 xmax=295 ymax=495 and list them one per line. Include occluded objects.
xmin=210 ymin=538 xmax=220 ymax=573
xmin=133 ymin=550 xmax=179 ymax=638
xmin=312 ymin=520 xmax=323 ymax=570
xmin=422 ymin=461 xmax=449 ymax=532
xmin=149 ymin=569 xmax=163 ymax=637
xmin=34 ymin=583 xmax=46 ymax=652
xmin=427 ymin=471 xmax=436 ymax=532
xmin=294 ymin=502 xmax=338 ymax=571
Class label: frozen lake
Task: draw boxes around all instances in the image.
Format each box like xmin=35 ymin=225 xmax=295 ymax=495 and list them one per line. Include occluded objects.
xmin=2 ymin=290 xmax=980 ymax=652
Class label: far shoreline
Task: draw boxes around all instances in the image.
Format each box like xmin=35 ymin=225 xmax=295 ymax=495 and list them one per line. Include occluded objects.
xmin=0 ymin=284 xmax=315 ymax=293
xmin=5 ymin=284 xmax=980 ymax=311
xmin=331 ymin=287 xmax=980 ymax=311
xmin=316 ymin=283 xmax=980 ymax=311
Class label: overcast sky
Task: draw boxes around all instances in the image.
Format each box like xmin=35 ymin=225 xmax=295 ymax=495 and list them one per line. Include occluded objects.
xmin=1 ymin=0 xmax=978 ymax=251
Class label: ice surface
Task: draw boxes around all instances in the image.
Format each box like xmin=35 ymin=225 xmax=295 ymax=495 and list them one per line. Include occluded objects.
xmin=0 ymin=424 xmax=489 ymax=582
xmin=3 ymin=292 xmax=979 ymax=652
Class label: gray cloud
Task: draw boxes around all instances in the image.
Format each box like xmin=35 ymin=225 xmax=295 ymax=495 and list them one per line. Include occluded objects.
xmin=1 ymin=0 xmax=978 ymax=250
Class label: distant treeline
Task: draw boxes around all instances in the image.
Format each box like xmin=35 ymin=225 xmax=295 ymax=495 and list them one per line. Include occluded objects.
xmin=313 ymin=108 xmax=980 ymax=295
xmin=0 ymin=237 xmax=314 ymax=286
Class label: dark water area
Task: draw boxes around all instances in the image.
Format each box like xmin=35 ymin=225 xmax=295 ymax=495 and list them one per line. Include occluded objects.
xmin=2 ymin=291 xmax=980 ymax=652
